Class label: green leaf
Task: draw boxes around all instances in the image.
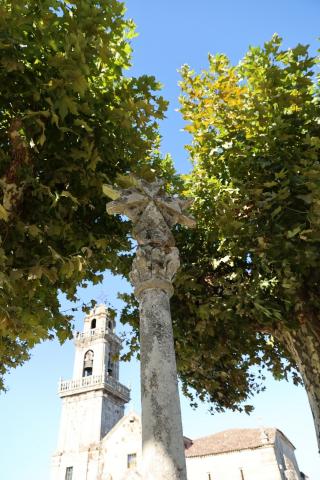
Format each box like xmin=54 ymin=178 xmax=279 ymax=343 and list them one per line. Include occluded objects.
xmin=287 ymin=226 xmax=301 ymax=239
xmin=271 ymin=206 xmax=282 ymax=218
xmin=296 ymin=193 xmax=313 ymax=204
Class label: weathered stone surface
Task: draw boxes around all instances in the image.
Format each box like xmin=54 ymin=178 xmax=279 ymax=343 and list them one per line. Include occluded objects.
xmin=106 ymin=178 xmax=195 ymax=480
xmin=106 ymin=178 xmax=195 ymax=248
xmin=139 ymin=288 xmax=186 ymax=479
xmin=130 ymin=246 xmax=180 ymax=298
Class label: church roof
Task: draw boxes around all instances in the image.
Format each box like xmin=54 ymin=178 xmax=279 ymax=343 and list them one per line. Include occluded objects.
xmin=185 ymin=427 xmax=292 ymax=458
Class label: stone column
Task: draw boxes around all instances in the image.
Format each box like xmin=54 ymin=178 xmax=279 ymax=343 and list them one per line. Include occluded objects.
xmin=106 ymin=178 xmax=195 ymax=480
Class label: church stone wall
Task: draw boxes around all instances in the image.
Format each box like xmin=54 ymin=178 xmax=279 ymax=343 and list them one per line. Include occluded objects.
xmin=101 ymin=394 xmax=125 ymax=438
xmin=273 ymin=433 xmax=301 ymax=479
xmin=57 ymin=391 xmax=105 ymax=452
xmin=52 ymin=393 xmax=126 ymax=480
xmin=52 ymin=450 xmax=96 ymax=480
xmin=57 ymin=391 xmax=124 ymax=453
xmin=100 ymin=413 xmax=142 ymax=480
xmin=186 ymin=445 xmax=283 ymax=480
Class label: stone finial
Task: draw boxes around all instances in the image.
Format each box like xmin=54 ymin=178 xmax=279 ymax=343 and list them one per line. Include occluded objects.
xmin=106 ymin=177 xmax=195 ymax=298
xmin=106 ymin=178 xmax=195 ymax=247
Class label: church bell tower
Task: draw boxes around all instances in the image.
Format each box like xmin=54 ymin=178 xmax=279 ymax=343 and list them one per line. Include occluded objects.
xmin=51 ymin=304 xmax=130 ymax=480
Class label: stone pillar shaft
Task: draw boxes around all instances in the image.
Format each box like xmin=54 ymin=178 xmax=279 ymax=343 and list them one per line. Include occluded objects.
xmin=139 ymin=288 xmax=186 ymax=480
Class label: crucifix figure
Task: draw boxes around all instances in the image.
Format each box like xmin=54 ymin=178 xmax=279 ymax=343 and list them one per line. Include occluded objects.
xmin=106 ymin=177 xmax=195 ymax=480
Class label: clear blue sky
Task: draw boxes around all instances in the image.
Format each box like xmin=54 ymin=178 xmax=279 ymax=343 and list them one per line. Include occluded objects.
xmin=1 ymin=1 xmax=320 ymax=479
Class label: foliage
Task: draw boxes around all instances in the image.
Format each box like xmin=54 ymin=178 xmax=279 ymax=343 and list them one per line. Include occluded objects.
xmin=121 ymin=36 xmax=320 ymax=415
xmin=174 ymin=35 xmax=320 ymax=412
xmin=0 ymin=0 xmax=169 ymax=389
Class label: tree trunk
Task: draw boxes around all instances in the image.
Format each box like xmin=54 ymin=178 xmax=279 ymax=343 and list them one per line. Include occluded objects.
xmin=139 ymin=288 xmax=187 ymax=480
xmin=276 ymin=322 xmax=320 ymax=451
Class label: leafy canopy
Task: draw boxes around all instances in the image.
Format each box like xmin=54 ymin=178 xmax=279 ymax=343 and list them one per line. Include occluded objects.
xmin=121 ymin=35 xmax=320 ymax=414
xmin=172 ymin=35 xmax=320 ymax=412
xmin=0 ymin=0 xmax=169 ymax=389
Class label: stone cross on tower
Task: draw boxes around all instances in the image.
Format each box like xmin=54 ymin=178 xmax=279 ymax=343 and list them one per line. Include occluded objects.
xmin=106 ymin=178 xmax=195 ymax=480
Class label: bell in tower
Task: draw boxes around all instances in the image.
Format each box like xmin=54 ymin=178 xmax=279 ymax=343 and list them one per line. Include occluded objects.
xmin=83 ymin=350 xmax=94 ymax=377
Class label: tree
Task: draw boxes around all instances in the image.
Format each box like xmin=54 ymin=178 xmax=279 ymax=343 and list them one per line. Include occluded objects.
xmin=0 ymin=0 xmax=169 ymax=389
xmin=175 ymin=35 xmax=320 ymax=447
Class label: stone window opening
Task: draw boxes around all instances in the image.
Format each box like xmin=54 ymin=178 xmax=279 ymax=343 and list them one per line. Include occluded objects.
xmin=91 ymin=318 xmax=96 ymax=330
xmin=108 ymin=320 xmax=112 ymax=330
xmin=127 ymin=453 xmax=137 ymax=469
xmin=107 ymin=352 xmax=113 ymax=376
xmin=65 ymin=466 xmax=73 ymax=480
xmin=83 ymin=350 xmax=94 ymax=377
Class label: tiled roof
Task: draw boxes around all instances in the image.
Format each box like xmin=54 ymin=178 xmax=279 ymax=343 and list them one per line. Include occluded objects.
xmin=185 ymin=428 xmax=278 ymax=458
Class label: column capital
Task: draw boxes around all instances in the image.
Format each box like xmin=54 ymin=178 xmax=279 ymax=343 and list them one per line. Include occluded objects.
xmin=129 ymin=246 xmax=180 ymax=298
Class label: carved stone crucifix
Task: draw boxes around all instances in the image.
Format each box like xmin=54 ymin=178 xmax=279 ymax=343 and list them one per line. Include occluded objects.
xmin=106 ymin=178 xmax=195 ymax=480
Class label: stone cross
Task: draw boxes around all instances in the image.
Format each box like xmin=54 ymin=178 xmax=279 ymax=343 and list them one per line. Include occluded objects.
xmin=106 ymin=177 xmax=195 ymax=480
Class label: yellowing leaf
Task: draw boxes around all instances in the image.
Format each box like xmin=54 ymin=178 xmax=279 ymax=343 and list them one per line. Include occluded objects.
xmin=116 ymin=174 xmax=139 ymax=188
xmin=38 ymin=132 xmax=46 ymax=146
xmin=263 ymin=181 xmax=277 ymax=188
xmin=28 ymin=225 xmax=41 ymax=237
xmin=0 ymin=204 xmax=8 ymax=221
xmin=60 ymin=191 xmax=79 ymax=204
xmin=73 ymin=118 xmax=92 ymax=132
xmin=28 ymin=266 xmax=43 ymax=280
xmin=102 ymin=184 xmax=120 ymax=200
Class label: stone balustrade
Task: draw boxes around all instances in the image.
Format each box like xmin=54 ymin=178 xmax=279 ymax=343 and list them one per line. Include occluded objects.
xmin=58 ymin=374 xmax=130 ymax=402
xmin=74 ymin=327 xmax=121 ymax=345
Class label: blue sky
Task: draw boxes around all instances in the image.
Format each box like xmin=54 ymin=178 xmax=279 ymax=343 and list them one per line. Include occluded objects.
xmin=1 ymin=1 xmax=320 ymax=479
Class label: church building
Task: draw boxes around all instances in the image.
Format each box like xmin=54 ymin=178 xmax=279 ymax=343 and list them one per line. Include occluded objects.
xmin=51 ymin=305 xmax=306 ymax=480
